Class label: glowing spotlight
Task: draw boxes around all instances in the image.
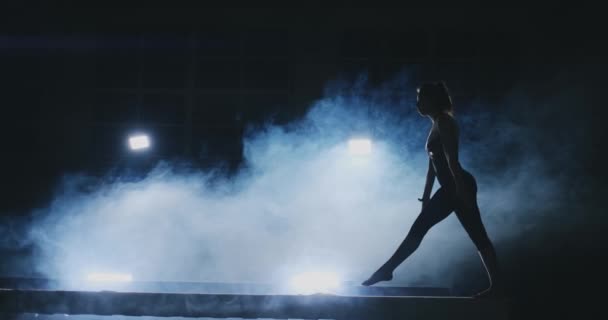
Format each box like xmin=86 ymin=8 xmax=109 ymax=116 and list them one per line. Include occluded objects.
xmin=86 ymin=272 xmax=133 ymax=283
xmin=128 ymin=134 xmax=150 ymax=151
xmin=289 ymin=271 xmax=340 ymax=294
xmin=348 ymin=138 xmax=372 ymax=156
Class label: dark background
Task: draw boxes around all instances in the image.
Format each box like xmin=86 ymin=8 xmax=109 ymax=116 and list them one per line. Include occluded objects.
xmin=1 ymin=5 xmax=607 ymax=319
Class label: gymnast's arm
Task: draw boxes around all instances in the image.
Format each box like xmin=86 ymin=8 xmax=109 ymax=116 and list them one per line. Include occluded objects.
xmin=419 ymin=158 xmax=435 ymax=207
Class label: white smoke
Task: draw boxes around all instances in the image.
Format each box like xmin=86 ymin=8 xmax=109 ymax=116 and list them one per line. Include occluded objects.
xmin=25 ymin=71 xmax=576 ymax=291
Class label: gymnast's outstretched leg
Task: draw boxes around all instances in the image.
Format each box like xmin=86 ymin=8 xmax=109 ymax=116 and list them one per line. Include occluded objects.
xmin=362 ymin=187 xmax=455 ymax=286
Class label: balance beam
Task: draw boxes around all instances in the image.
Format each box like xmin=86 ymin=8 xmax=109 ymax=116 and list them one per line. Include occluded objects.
xmin=0 ymin=276 xmax=451 ymax=296
xmin=0 ymin=288 xmax=509 ymax=319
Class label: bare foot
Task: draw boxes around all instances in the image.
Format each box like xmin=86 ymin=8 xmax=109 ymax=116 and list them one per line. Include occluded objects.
xmin=361 ymin=268 xmax=393 ymax=286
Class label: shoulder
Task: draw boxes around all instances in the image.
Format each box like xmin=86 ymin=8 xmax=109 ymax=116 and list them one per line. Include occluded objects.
xmin=435 ymin=112 xmax=458 ymax=135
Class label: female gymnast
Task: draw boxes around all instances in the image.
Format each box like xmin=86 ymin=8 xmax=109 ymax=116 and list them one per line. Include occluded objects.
xmin=362 ymin=82 xmax=502 ymax=298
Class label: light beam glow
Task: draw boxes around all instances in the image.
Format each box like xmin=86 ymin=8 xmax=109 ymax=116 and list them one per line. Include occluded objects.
xmin=348 ymin=138 xmax=372 ymax=156
xmin=289 ymin=271 xmax=340 ymax=294
xmin=128 ymin=134 xmax=150 ymax=151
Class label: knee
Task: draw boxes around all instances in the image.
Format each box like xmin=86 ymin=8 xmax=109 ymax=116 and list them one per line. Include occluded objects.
xmin=407 ymin=223 xmax=430 ymax=246
xmin=472 ymin=234 xmax=493 ymax=251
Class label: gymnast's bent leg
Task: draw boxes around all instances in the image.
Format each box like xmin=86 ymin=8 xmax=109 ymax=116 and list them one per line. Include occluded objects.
xmin=454 ymin=182 xmax=502 ymax=297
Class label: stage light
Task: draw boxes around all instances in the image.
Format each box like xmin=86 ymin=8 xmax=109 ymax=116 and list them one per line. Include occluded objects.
xmin=289 ymin=271 xmax=340 ymax=294
xmin=86 ymin=272 xmax=133 ymax=283
xmin=348 ymin=138 xmax=372 ymax=156
xmin=128 ymin=134 xmax=150 ymax=151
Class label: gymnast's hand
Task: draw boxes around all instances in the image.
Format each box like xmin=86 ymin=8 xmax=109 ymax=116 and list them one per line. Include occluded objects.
xmin=418 ymin=197 xmax=430 ymax=210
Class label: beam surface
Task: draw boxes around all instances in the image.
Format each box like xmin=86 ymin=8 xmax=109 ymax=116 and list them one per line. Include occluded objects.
xmin=0 ymin=276 xmax=451 ymax=296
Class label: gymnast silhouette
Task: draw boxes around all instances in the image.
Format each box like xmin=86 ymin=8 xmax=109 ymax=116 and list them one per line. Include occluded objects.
xmin=361 ymin=81 xmax=502 ymax=298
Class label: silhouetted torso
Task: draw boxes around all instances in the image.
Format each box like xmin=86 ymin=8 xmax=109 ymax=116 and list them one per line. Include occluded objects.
xmin=426 ymin=119 xmax=474 ymax=190
xmin=426 ymin=126 xmax=452 ymax=187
